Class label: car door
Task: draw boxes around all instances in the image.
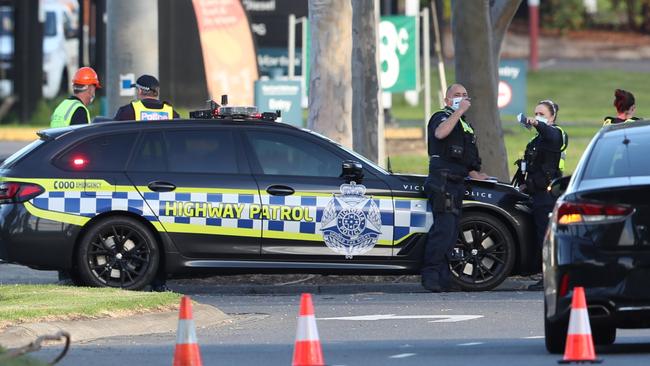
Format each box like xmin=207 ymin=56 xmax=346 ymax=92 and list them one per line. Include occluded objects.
xmin=127 ymin=127 xmax=262 ymax=258
xmin=242 ymin=127 xmax=394 ymax=261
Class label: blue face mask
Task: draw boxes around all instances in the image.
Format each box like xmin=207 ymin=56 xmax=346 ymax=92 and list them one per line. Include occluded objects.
xmin=450 ymin=97 xmax=463 ymax=111
xmin=536 ymin=116 xmax=548 ymax=124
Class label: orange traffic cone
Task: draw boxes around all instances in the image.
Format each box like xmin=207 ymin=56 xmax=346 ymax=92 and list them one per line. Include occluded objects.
xmin=173 ymin=296 xmax=203 ymax=366
xmin=292 ymin=293 xmax=325 ymax=366
xmin=559 ymin=287 xmax=602 ymax=364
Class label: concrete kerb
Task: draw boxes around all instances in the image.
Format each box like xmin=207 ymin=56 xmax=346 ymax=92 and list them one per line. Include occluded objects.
xmin=0 ymin=127 xmax=419 ymax=142
xmin=0 ymin=128 xmax=41 ymax=142
xmin=0 ymin=303 xmax=231 ymax=349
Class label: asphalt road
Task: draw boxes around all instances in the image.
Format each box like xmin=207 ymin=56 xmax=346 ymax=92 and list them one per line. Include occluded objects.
xmin=2 ymin=263 xmax=650 ymax=366
xmin=0 ymin=141 xmax=28 ymax=161
xmin=30 ymin=289 xmax=650 ymax=366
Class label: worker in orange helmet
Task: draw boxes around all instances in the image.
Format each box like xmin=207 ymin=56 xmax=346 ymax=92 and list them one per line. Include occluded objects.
xmin=50 ymin=66 xmax=101 ymax=128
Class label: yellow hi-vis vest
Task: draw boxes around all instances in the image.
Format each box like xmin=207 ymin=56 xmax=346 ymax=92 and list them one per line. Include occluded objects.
xmin=528 ymin=125 xmax=568 ymax=172
xmin=132 ymin=100 xmax=174 ymax=121
xmin=50 ymin=99 xmax=90 ymax=128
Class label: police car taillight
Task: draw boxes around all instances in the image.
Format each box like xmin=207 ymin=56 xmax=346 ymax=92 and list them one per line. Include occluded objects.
xmin=0 ymin=182 xmax=44 ymax=204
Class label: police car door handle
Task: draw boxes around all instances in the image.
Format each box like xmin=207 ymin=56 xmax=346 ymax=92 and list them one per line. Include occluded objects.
xmin=266 ymin=185 xmax=295 ymax=196
xmin=147 ymin=181 xmax=176 ymax=192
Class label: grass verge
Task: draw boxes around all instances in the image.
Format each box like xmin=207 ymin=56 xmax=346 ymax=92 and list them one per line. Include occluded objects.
xmin=0 ymin=285 xmax=181 ymax=330
xmin=0 ymin=348 xmax=48 ymax=366
xmin=391 ymin=69 xmax=650 ymax=123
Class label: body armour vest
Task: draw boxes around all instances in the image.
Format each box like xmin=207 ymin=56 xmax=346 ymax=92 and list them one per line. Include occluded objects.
xmin=427 ymin=108 xmax=481 ymax=172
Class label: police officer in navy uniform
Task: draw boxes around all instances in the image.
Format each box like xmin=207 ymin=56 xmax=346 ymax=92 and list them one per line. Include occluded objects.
xmin=519 ymin=99 xmax=568 ymax=291
xmin=113 ymin=75 xmax=180 ymax=121
xmin=422 ymin=83 xmax=489 ymax=292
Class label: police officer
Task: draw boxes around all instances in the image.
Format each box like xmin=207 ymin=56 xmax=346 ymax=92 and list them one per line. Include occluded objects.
xmin=50 ymin=67 xmax=101 ymax=127
xmin=520 ymin=99 xmax=568 ymax=291
xmin=113 ymin=74 xmax=180 ymax=121
xmin=603 ymin=89 xmax=640 ymax=126
xmin=422 ymin=83 xmax=489 ymax=292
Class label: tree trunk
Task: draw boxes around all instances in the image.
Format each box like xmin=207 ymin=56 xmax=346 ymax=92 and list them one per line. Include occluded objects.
xmin=625 ymin=0 xmax=638 ymax=31
xmin=308 ymin=0 xmax=353 ymax=148
xmin=451 ymin=0 xmax=521 ymax=181
xmin=352 ymin=0 xmax=382 ymax=163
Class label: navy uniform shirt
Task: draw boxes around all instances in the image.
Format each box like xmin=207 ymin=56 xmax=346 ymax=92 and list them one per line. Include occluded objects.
xmin=113 ymin=98 xmax=180 ymax=121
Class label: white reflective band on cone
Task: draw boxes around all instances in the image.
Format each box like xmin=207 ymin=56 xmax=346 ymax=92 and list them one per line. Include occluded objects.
xmin=567 ymin=309 xmax=592 ymax=335
xmin=295 ymin=315 xmax=320 ymax=341
xmin=176 ymin=319 xmax=198 ymax=344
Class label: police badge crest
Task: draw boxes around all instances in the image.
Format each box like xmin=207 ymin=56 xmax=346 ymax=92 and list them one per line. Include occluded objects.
xmin=320 ymin=182 xmax=382 ymax=258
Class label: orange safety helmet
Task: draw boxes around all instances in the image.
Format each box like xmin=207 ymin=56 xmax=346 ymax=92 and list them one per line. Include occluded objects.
xmin=72 ymin=67 xmax=101 ymax=88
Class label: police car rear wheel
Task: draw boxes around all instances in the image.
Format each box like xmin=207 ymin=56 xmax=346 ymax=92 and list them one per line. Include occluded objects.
xmin=450 ymin=212 xmax=515 ymax=291
xmin=76 ymin=217 xmax=159 ymax=290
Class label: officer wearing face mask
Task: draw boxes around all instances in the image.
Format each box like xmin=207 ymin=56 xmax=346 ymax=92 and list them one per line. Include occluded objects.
xmin=519 ymin=99 xmax=568 ymax=291
xmin=51 ymin=67 xmax=101 ymax=127
xmin=421 ymin=83 xmax=489 ymax=293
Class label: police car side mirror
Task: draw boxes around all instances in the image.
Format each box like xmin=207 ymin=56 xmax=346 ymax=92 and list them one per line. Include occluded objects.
xmin=548 ymin=175 xmax=571 ymax=199
xmin=341 ymin=160 xmax=364 ymax=183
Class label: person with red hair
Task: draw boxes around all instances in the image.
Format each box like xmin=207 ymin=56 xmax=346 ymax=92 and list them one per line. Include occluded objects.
xmin=604 ymin=89 xmax=640 ymax=125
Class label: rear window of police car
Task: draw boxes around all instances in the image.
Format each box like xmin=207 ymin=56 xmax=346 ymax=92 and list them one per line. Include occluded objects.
xmin=55 ymin=133 xmax=137 ymax=171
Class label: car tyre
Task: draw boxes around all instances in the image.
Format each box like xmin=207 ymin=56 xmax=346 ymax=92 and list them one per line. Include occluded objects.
xmin=76 ymin=216 xmax=159 ymax=290
xmin=544 ymin=300 xmax=568 ymax=354
xmin=450 ymin=212 xmax=516 ymax=291
xmin=592 ymin=325 xmax=616 ymax=346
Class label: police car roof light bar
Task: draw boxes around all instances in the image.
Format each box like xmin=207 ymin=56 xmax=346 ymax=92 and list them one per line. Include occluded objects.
xmin=188 ymin=94 xmax=281 ymax=122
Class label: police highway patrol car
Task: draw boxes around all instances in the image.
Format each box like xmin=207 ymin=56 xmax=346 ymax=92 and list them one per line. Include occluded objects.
xmin=0 ymin=105 xmax=536 ymax=291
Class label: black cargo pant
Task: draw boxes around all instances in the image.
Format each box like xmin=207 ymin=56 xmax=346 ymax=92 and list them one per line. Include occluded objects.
xmin=531 ymin=191 xmax=555 ymax=265
xmin=421 ymin=168 xmax=465 ymax=289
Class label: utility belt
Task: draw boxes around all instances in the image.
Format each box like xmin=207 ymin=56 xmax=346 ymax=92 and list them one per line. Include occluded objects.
xmin=429 ymin=155 xmax=467 ymax=181
xmin=426 ymin=166 xmax=464 ymax=215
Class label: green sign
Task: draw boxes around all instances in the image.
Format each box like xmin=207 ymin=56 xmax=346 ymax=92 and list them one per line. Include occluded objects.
xmin=379 ymin=16 xmax=418 ymax=92
xmin=301 ymin=15 xmax=417 ymax=95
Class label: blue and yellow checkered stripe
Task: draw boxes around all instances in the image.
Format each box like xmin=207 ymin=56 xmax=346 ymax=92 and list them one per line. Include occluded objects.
xmin=26 ymin=186 xmax=433 ymax=244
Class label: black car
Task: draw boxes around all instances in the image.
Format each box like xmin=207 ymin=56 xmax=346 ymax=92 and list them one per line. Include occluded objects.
xmin=0 ymin=114 xmax=535 ymax=291
xmin=544 ymin=121 xmax=650 ymax=353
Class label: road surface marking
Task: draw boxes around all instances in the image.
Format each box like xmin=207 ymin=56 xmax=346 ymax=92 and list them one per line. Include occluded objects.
xmin=389 ymin=353 xmax=416 ymax=359
xmin=523 ymin=336 xmax=544 ymax=339
xmin=318 ymin=314 xmax=483 ymax=322
xmin=458 ymin=342 xmax=483 ymax=346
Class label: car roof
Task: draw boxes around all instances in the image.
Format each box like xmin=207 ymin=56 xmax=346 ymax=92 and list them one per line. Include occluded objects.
xmin=600 ymin=119 xmax=650 ymax=136
xmin=38 ymin=118 xmax=303 ymax=140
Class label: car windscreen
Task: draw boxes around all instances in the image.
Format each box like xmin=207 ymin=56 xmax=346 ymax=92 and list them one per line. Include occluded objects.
xmin=44 ymin=11 xmax=56 ymax=37
xmin=582 ymin=131 xmax=650 ymax=179
xmin=0 ymin=139 xmax=45 ymax=169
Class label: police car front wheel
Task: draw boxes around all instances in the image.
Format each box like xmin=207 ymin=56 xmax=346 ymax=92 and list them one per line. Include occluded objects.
xmin=450 ymin=212 xmax=516 ymax=291
xmin=76 ymin=216 xmax=160 ymax=290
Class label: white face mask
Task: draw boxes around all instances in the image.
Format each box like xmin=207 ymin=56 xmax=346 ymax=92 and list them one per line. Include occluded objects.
xmin=536 ymin=116 xmax=548 ymax=124
xmin=450 ymin=97 xmax=463 ymax=111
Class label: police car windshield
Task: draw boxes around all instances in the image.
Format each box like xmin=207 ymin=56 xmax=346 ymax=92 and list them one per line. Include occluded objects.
xmin=302 ymin=129 xmax=390 ymax=175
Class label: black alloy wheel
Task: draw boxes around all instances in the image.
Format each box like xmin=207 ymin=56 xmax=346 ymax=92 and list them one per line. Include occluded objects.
xmin=77 ymin=217 xmax=159 ymax=290
xmin=450 ymin=212 xmax=515 ymax=291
